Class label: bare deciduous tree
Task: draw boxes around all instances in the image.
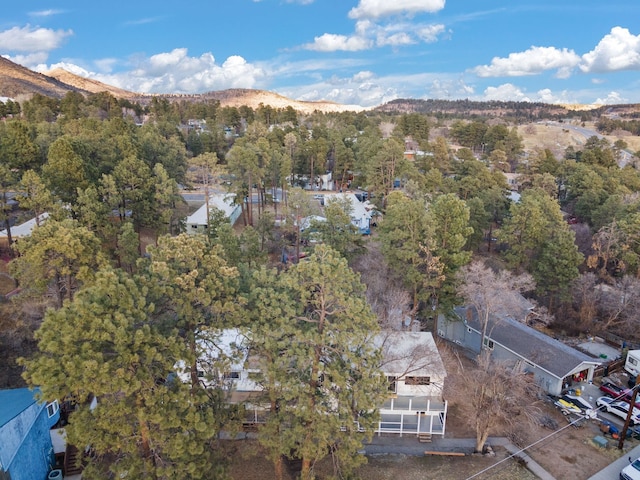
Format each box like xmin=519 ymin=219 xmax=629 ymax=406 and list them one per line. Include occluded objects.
xmin=571 ymin=272 xmax=600 ymax=328
xmin=352 ymin=239 xmax=411 ymax=329
xmin=598 ymin=276 xmax=640 ymax=336
xmin=457 ymin=260 xmax=535 ymax=349
xmin=587 ymin=223 xmax=624 ymax=281
xmin=444 ymin=349 xmax=541 ymax=453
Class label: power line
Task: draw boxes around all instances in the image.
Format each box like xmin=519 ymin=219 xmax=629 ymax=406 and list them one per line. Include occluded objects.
xmin=465 ymin=384 xmax=640 ymax=480
xmin=464 ymin=414 xmax=583 ymax=480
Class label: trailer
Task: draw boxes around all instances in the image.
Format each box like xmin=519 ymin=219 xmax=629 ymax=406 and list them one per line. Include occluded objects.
xmin=625 ymin=349 xmax=640 ymax=377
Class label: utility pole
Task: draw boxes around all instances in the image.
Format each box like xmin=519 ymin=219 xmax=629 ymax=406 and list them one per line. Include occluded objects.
xmin=618 ymin=374 xmax=640 ymax=449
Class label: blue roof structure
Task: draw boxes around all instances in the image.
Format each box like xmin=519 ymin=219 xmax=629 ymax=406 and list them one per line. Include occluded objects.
xmin=0 ymin=388 xmax=39 ymax=427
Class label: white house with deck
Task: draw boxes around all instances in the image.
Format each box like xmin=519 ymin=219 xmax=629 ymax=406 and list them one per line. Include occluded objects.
xmin=373 ymin=331 xmax=448 ymax=438
xmin=181 ymin=329 xmax=448 ymax=438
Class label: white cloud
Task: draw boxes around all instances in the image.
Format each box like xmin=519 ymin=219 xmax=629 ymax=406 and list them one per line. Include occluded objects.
xmin=476 ymin=85 xmax=583 ymax=105
xmin=304 ymin=19 xmax=445 ymax=52
xmin=472 ymin=46 xmax=580 ymax=78
xmin=580 ymin=27 xmax=640 ymax=73
xmin=94 ymin=58 xmax=118 ymax=73
xmin=38 ymin=61 xmax=91 ymax=76
xmin=29 ymin=9 xmax=64 ymax=17
xmin=0 ymin=25 xmax=72 ymax=52
xmin=279 ymin=71 xmax=474 ymax=107
xmin=594 ymin=91 xmax=627 ymax=105
xmin=280 ymin=70 xmax=403 ymax=107
xmin=123 ymin=17 xmax=162 ymax=27
xmin=36 ymin=49 xmax=266 ymax=95
xmin=349 ymin=0 xmax=445 ymax=20
xmin=90 ymin=49 xmax=267 ymax=94
xmin=482 ymin=83 xmax=531 ymax=102
xmin=417 ymin=24 xmax=446 ymax=43
xmin=6 ymin=52 xmax=50 ymax=69
xmin=428 ymin=78 xmax=474 ymax=99
xmin=304 ymin=33 xmax=372 ymax=52
xmin=534 ymin=88 xmax=578 ymax=105
xmin=376 ymin=32 xmax=414 ymax=47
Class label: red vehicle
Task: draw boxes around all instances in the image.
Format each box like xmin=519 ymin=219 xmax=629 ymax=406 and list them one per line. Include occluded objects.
xmin=599 ymin=382 xmax=640 ymax=409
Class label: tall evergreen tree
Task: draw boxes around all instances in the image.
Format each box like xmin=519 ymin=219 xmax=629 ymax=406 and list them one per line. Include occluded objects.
xmin=251 ymin=246 xmax=386 ymax=480
xmin=22 ymin=268 xmax=225 ymax=480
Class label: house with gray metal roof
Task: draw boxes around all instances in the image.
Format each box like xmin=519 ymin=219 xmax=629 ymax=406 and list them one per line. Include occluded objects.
xmin=437 ymin=306 xmax=601 ymax=395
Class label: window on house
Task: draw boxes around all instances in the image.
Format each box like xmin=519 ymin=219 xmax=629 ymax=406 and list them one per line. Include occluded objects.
xmin=405 ymin=376 xmax=431 ymax=385
xmin=46 ymin=400 xmax=59 ymax=418
xmin=387 ymin=376 xmax=397 ymax=393
xmin=483 ymin=337 xmax=494 ymax=350
xmin=197 ymin=370 xmax=205 ymax=378
xmin=630 ymin=357 xmax=638 ymax=366
xmin=223 ymin=371 xmax=240 ymax=380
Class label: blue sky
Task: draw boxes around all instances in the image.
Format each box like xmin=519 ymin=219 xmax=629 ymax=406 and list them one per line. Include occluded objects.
xmin=2 ymin=0 xmax=640 ymax=108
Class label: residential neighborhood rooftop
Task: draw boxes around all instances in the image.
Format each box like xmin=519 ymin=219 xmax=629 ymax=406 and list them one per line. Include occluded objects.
xmin=461 ymin=308 xmax=600 ymax=378
xmin=0 ymin=387 xmax=39 ymax=427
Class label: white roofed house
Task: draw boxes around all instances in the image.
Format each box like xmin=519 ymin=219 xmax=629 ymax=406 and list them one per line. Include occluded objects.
xmin=174 ymin=328 xmax=267 ymax=426
xmin=185 ymin=193 xmax=242 ymax=235
xmin=176 ymin=328 xmax=261 ymax=392
xmin=324 ymin=192 xmax=375 ymax=235
xmin=373 ymin=331 xmax=448 ymax=438
xmin=177 ymin=329 xmax=448 ymax=437
xmin=0 ymin=212 xmax=49 ymax=248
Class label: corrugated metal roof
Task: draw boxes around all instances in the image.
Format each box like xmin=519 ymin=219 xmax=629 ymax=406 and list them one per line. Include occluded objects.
xmin=458 ymin=306 xmax=600 ymax=378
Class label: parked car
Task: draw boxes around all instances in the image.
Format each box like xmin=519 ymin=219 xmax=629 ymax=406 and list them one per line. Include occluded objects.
xmin=600 ymin=382 xmax=640 ymax=409
xmin=600 ymin=381 xmax=627 ymax=398
xmin=555 ymin=394 xmax=595 ymax=416
xmin=620 ymin=455 xmax=640 ymax=480
xmin=596 ymin=396 xmax=640 ymax=425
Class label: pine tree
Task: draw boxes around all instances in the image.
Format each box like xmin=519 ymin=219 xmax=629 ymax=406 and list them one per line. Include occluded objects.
xmin=251 ymin=246 xmax=386 ymax=480
xmin=22 ymin=268 xmax=224 ymax=480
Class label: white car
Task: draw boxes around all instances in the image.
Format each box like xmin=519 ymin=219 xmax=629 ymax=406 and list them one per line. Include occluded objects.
xmin=596 ymin=396 xmax=640 ymax=425
xmin=621 ymin=456 xmax=640 ymax=480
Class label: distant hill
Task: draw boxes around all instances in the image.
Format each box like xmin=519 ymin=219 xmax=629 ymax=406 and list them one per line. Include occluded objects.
xmin=0 ymin=56 xmax=86 ymax=100
xmin=157 ymin=88 xmax=366 ymax=114
xmin=0 ymin=57 xmax=364 ymax=113
xmin=375 ymin=98 xmax=573 ymax=119
xmin=45 ymin=68 xmax=139 ymax=100
xmin=375 ymin=98 xmax=640 ymax=120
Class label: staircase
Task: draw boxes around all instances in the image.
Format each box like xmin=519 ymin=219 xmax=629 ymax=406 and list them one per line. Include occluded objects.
xmin=64 ymin=444 xmax=84 ymax=476
xmin=418 ymin=433 xmax=432 ymax=443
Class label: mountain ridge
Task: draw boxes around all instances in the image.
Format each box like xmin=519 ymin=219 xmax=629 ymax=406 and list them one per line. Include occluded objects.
xmin=2 ymin=56 xmax=640 ymax=117
xmin=0 ymin=56 xmax=365 ymax=113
